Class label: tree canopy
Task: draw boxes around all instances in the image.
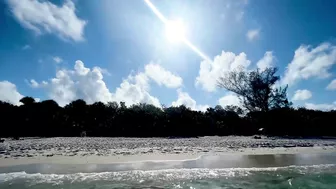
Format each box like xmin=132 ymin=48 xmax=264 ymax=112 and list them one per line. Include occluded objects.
xmin=217 ymin=67 xmax=292 ymax=112
xmin=0 ymin=96 xmax=335 ymax=138
xmin=0 ymin=67 xmax=334 ymax=138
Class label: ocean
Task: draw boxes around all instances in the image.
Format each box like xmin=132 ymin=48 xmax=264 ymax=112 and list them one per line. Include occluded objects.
xmin=1 ymin=165 xmax=336 ymax=188
xmin=1 ymin=153 xmax=336 ymax=188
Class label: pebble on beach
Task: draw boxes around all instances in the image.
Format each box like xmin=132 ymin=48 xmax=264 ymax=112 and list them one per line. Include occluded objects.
xmin=0 ymin=136 xmax=335 ymax=159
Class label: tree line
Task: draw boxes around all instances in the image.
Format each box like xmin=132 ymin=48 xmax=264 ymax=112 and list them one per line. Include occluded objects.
xmin=0 ymin=67 xmax=335 ymax=138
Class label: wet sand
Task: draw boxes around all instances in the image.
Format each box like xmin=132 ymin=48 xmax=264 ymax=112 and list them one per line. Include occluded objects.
xmin=1 ymin=152 xmax=336 ymax=174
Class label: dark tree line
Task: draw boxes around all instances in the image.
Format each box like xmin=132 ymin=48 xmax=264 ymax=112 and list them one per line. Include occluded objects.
xmin=0 ymin=67 xmax=335 ymax=138
xmin=0 ymin=97 xmax=335 ymax=138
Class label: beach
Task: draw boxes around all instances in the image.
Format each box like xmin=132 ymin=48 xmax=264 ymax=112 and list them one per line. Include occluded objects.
xmin=1 ymin=136 xmax=336 ymax=166
xmin=1 ymin=136 xmax=336 ymax=188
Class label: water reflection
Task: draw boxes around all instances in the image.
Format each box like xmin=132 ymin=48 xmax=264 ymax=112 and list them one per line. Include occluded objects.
xmin=1 ymin=153 xmax=335 ymax=174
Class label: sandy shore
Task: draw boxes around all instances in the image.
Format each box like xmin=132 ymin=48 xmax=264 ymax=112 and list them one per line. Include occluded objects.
xmin=1 ymin=136 xmax=336 ymax=167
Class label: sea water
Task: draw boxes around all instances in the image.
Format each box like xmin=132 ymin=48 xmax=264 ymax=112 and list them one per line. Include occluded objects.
xmin=1 ymin=165 xmax=336 ymax=188
xmin=1 ymin=153 xmax=336 ymax=189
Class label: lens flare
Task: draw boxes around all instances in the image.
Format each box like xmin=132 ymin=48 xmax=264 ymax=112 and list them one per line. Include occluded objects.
xmin=165 ymin=20 xmax=186 ymax=43
xmin=144 ymin=0 xmax=210 ymax=61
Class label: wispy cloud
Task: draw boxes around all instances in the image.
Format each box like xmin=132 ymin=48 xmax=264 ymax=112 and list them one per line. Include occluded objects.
xmin=52 ymin=56 xmax=63 ymax=64
xmin=7 ymin=0 xmax=87 ymax=42
xmin=292 ymin=89 xmax=312 ymax=101
xmin=246 ymin=29 xmax=260 ymax=41
xmin=236 ymin=11 xmax=244 ymax=21
xmin=305 ymin=102 xmax=336 ymax=111
xmin=22 ymin=44 xmax=31 ymax=50
xmin=326 ymin=79 xmax=336 ymax=90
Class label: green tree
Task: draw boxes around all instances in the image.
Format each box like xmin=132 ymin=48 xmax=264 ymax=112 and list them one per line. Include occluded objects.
xmin=217 ymin=67 xmax=291 ymax=112
xmin=20 ymin=96 xmax=35 ymax=106
xmin=65 ymin=99 xmax=88 ymax=135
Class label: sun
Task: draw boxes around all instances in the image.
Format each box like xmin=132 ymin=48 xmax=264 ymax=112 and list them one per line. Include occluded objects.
xmin=165 ymin=19 xmax=186 ymax=43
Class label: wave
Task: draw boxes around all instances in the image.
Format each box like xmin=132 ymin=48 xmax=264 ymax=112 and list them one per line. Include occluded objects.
xmin=1 ymin=164 xmax=336 ymax=185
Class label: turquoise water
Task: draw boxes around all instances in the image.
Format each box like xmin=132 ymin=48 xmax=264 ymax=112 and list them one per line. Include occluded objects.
xmin=1 ymin=164 xmax=336 ymax=189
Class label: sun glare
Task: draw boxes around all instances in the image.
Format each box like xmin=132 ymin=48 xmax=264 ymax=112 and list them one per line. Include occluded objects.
xmin=144 ymin=0 xmax=210 ymax=60
xmin=165 ymin=20 xmax=186 ymax=43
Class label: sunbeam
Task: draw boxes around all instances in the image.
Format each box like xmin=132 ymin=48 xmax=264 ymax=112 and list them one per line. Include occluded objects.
xmin=144 ymin=0 xmax=168 ymax=23
xmin=144 ymin=0 xmax=210 ymax=61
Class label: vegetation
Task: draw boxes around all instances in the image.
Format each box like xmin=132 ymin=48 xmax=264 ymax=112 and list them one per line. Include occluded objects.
xmin=1 ymin=98 xmax=335 ymax=138
xmin=217 ymin=67 xmax=292 ymax=112
xmin=0 ymin=67 xmax=335 ymax=138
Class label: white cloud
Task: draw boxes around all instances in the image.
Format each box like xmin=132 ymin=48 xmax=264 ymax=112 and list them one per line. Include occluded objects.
xmin=172 ymin=89 xmax=209 ymax=111
xmin=144 ymin=63 xmax=183 ymax=88
xmin=113 ymin=72 xmax=161 ymax=107
xmin=28 ymin=79 xmax=48 ymax=88
xmin=95 ymin=67 xmax=111 ymax=76
xmin=218 ymin=93 xmax=241 ymax=107
xmin=29 ymin=79 xmax=39 ymax=88
xmin=197 ymin=105 xmax=210 ymax=112
xmin=0 ymin=81 xmax=24 ymax=105
xmin=113 ymin=63 xmax=184 ymax=107
xmin=53 ymin=56 xmax=63 ymax=63
xmin=326 ymin=79 xmax=336 ymax=90
xmin=305 ymin=102 xmax=336 ymax=111
xmin=22 ymin=44 xmax=31 ymax=50
xmin=195 ymin=51 xmax=251 ymax=92
xmin=222 ymin=0 xmax=248 ymax=22
xmin=246 ymin=29 xmax=260 ymax=41
xmin=32 ymin=60 xmax=113 ymax=106
xmin=257 ymin=51 xmax=275 ymax=70
xmin=30 ymin=61 xmax=167 ymax=107
xmin=292 ymin=89 xmax=312 ymax=101
xmin=282 ymin=43 xmax=336 ymax=86
xmin=7 ymin=0 xmax=87 ymax=42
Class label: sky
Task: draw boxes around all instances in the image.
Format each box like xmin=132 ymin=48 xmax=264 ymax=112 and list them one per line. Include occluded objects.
xmin=0 ymin=0 xmax=336 ymax=111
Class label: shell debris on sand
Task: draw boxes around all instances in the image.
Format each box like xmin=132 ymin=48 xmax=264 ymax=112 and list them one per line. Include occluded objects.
xmin=0 ymin=136 xmax=336 ymax=159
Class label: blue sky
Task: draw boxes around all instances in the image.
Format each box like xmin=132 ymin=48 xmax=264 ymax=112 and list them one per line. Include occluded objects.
xmin=0 ymin=0 xmax=336 ymax=110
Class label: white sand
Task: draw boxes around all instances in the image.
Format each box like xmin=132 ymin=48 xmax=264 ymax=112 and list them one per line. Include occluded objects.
xmin=1 ymin=136 xmax=336 ymax=167
xmin=1 ymin=146 xmax=336 ymax=167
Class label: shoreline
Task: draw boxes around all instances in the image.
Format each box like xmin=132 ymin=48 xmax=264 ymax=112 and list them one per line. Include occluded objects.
xmin=1 ymin=136 xmax=336 ymax=167
xmin=1 ymin=146 xmax=336 ymax=167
